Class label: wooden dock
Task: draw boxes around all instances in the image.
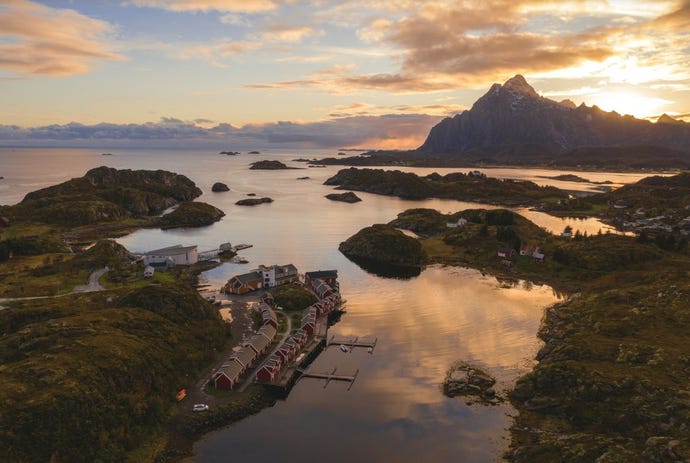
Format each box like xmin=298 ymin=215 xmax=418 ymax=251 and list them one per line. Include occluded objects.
xmin=327 ymin=334 xmax=377 ymax=353
xmin=297 ymin=367 xmax=359 ymax=390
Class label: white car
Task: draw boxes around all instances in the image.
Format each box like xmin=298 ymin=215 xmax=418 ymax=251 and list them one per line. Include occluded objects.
xmin=192 ymin=403 xmax=209 ymax=412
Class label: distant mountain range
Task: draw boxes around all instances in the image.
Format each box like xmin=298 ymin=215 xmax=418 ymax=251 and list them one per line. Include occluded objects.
xmin=418 ymin=75 xmax=690 ymax=168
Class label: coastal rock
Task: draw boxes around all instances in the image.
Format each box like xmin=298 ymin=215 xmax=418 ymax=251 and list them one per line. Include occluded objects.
xmin=211 ymin=182 xmax=229 ymax=192
xmin=235 ymin=197 xmax=273 ymax=206
xmin=325 ymin=192 xmax=361 ymax=203
xmin=339 ymin=224 xmax=425 ymax=268
xmin=157 ymin=202 xmax=225 ymax=229
xmin=249 ymin=160 xmax=293 ymax=170
xmin=443 ymin=362 xmax=500 ymax=404
xmin=220 ymin=151 xmax=239 ymax=155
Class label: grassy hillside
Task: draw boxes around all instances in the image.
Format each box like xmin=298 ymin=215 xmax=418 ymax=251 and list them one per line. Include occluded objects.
xmin=0 ymin=282 xmax=228 ymax=463
xmin=384 ymin=207 xmax=690 ymax=461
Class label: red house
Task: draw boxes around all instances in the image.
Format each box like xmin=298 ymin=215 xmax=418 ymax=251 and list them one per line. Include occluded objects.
xmin=498 ymin=247 xmax=516 ymax=258
xmin=305 ymin=270 xmax=338 ymax=289
xmin=213 ymin=361 xmax=243 ymax=389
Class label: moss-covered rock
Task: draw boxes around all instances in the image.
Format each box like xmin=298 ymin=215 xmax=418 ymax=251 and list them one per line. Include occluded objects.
xmin=339 ymin=224 xmax=426 ymax=267
xmin=325 ymin=192 xmax=362 ymax=203
xmin=235 ymin=197 xmax=273 ymax=206
xmin=157 ymin=202 xmax=224 ymax=229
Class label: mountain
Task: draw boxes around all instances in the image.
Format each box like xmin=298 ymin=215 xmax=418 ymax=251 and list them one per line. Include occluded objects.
xmin=419 ymin=75 xmax=690 ymax=166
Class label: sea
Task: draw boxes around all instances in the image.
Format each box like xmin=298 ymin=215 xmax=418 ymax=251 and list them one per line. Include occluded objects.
xmin=0 ymin=147 xmax=659 ymax=462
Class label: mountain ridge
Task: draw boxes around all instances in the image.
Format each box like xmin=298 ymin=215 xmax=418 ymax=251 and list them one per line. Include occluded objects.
xmin=419 ymin=75 xmax=690 ymax=162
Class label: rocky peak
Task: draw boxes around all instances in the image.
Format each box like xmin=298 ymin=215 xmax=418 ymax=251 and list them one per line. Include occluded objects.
xmin=657 ymin=113 xmax=685 ymax=125
xmin=502 ymin=74 xmax=539 ymax=98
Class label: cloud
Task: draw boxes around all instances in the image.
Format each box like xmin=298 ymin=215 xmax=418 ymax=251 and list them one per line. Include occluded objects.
xmin=172 ymin=40 xmax=261 ymax=66
xmin=126 ymin=0 xmax=278 ymax=13
xmin=261 ymin=25 xmax=319 ymax=43
xmin=0 ymin=114 xmax=442 ymax=150
xmin=0 ymin=0 xmax=124 ymax=76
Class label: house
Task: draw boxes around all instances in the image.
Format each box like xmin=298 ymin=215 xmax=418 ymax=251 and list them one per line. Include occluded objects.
xmin=246 ymin=333 xmax=272 ymax=356
xmin=224 ymin=271 xmax=263 ymax=294
xmin=259 ymin=264 xmax=299 ymax=287
xmin=533 ymin=252 xmax=545 ymax=264
xmin=144 ymin=265 xmax=155 ymax=278
xmin=519 ymin=244 xmax=535 ymax=256
xmin=230 ymin=347 xmax=257 ymax=374
xmin=0 ymin=216 xmax=9 ymax=228
xmin=305 ymin=270 xmax=338 ymax=288
xmin=256 ymin=357 xmax=282 ymax=382
xmin=258 ymin=324 xmax=277 ymax=342
xmin=213 ymin=361 xmax=243 ymax=389
xmin=446 ymin=218 xmax=468 ymax=228
xmin=260 ymin=306 xmax=278 ymax=328
xmin=498 ymin=247 xmax=516 ymax=258
xmin=143 ymin=245 xmax=198 ymax=266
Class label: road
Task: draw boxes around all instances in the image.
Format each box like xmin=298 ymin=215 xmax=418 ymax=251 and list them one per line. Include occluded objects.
xmin=73 ymin=267 xmax=109 ymax=292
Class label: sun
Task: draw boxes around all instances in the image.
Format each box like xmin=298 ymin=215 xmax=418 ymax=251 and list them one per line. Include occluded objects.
xmin=587 ymin=91 xmax=671 ymax=119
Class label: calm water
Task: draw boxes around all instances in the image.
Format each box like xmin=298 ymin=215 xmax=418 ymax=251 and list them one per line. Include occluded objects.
xmin=0 ymin=148 xmax=653 ymax=461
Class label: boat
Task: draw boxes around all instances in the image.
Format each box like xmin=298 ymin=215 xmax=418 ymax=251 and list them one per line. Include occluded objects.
xmin=340 ymin=344 xmax=350 ymax=353
xmin=367 ymin=347 xmax=373 ymax=354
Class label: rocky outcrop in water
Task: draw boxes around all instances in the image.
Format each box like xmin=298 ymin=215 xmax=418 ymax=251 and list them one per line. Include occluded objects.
xmin=325 ymin=192 xmax=361 ymax=203
xmin=211 ymin=182 xmax=229 ymax=192
xmin=235 ymin=197 xmax=273 ymax=206
xmin=249 ymin=160 xmax=294 ymax=170
xmin=443 ymin=362 xmax=501 ymax=405
xmin=339 ymin=224 xmax=425 ymax=268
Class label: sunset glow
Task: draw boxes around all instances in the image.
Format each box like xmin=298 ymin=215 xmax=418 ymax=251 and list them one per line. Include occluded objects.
xmin=0 ymin=0 xmax=689 ymax=148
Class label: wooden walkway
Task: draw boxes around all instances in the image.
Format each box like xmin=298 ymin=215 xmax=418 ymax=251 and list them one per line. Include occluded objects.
xmin=327 ymin=334 xmax=377 ymax=353
xmin=297 ymin=367 xmax=359 ymax=390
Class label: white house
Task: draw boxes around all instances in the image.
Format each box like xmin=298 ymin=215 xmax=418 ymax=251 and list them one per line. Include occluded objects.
xmin=446 ymin=218 xmax=468 ymax=228
xmin=144 ymin=265 xmax=155 ymax=278
xmin=258 ymin=264 xmax=298 ymax=287
xmin=144 ymin=245 xmax=198 ymax=267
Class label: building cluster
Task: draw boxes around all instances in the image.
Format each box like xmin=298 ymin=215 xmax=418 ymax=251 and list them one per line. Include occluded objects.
xmin=498 ymin=244 xmax=545 ymax=265
xmin=213 ymin=269 xmax=341 ymax=389
xmin=256 ymin=270 xmax=340 ymax=384
xmin=620 ymin=209 xmax=690 ymax=235
xmin=212 ymin=295 xmax=278 ymax=390
xmin=223 ymin=264 xmax=299 ymax=294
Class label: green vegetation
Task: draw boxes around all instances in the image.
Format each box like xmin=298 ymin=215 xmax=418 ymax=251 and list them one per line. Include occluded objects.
xmin=157 ymin=202 xmax=225 ymax=229
xmin=380 ymin=206 xmax=690 ymax=461
xmin=339 ymin=224 xmax=426 ymax=267
xmin=0 ymin=169 xmax=233 ymax=462
xmin=0 ymin=283 xmax=228 ymax=463
xmin=272 ymin=285 xmax=318 ymax=312
xmin=324 ymin=167 xmax=567 ymax=205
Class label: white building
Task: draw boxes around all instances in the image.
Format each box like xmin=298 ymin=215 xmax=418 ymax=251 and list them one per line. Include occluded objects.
xmin=258 ymin=264 xmax=298 ymax=287
xmin=144 ymin=265 xmax=155 ymax=278
xmin=144 ymin=245 xmax=198 ymax=267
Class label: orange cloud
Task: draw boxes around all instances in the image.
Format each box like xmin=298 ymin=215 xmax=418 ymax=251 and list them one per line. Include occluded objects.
xmin=0 ymin=0 xmax=124 ymax=76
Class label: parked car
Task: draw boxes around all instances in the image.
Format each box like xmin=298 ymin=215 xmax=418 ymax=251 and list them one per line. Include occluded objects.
xmin=192 ymin=403 xmax=209 ymax=412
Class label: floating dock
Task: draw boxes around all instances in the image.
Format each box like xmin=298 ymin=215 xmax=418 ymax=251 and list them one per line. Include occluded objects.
xmin=327 ymin=334 xmax=377 ymax=353
xmin=297 ymin=366 xmax=359 ymax=390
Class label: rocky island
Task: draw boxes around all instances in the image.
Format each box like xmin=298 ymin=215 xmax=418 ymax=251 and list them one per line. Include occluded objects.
xmin=235 ymin=197 xmax=273 ymax=206
xmin=211 ymin=182 xmax=230 ymax=192
xmin=339 ymin=224 xmax=425 ymax=277
xmin=158 ymin=202 xmax=225 ymax=229
xmin=249 ymin=160 xmax=295 ymax=170
xmin=325 ymin=191 xmax=361 ymax=203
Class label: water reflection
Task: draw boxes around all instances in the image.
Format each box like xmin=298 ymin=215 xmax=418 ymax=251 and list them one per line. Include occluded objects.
xmin=193 ymin=266 xmax=561 ymax=462
xmin=342 ymin=254 xmax=422 ymax=279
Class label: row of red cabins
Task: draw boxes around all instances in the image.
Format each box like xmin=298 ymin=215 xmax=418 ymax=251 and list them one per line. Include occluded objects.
xmin=255 ymin=271 xmax=340 ymax=383
xmin=212 ymin=301 xmax=278 ymax=390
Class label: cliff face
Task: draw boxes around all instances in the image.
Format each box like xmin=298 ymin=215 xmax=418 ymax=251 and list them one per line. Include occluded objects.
xmin=419 ymin=75 xmax=690 ymax=159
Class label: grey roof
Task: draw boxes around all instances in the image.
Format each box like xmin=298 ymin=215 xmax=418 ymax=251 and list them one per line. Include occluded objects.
xmin=258 ymin=324 xmax=277 ymax=340
xmin=231 ymin=347 xmax=256 ymax=367
xmin=306 ymin=270 xmax=338 ymax=280
xmin=217 ymin=361 xmax=243 ymax=382
xmin=247 ymin=334 xmax=271 ymax=354
xmin=231 ymin=271 xmax=262 ymax=284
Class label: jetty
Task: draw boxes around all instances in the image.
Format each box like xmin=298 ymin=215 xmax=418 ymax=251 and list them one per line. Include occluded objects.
xmin=198 ymin=243 xmax=253 ymax=261
xmin=297 ymin=366 xmax=359 ymax=390
xmin=327 ymin=334 xmax=378 ymax=353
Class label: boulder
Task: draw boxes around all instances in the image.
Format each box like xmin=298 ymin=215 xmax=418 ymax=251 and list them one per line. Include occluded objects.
xmin=211 ymin=182 xmax=229 ymax=192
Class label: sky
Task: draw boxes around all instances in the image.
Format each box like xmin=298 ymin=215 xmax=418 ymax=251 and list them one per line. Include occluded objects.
xmin=1 ymin=0 xmax=689 ymax=149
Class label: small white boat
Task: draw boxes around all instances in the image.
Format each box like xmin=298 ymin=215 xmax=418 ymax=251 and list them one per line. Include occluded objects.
xmin=340 ymin=344 xmax=349 ymax=353
xmin=367 ymin=347 xmax=373 ymax=354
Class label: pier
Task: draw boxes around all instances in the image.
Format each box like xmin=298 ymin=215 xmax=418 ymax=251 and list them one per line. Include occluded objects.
xmin=297 ymin=366 xmax=359 ymax=390
xmin=327 ymin=334 xmax=378 ymax=353
xmin=198 ymin=243 xmax=253 ymax=261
